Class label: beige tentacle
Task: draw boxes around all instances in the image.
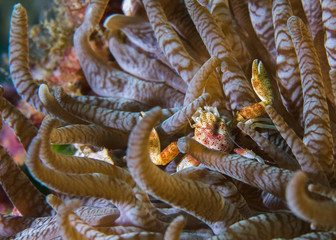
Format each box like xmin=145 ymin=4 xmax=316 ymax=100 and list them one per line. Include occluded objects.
xmin=185 ymin=0 xmax=256 ymax=111
xmin=286 ymin=171 xmax=336 ymax=226
xmin=164 ymin=216 xmax=185 ymax=240
xmin=142 ymin=0 xmax=199 ymax=83
xmin=0 ymin=145 xmax=52 ymax=217
xmin=178 ymin=137 xmax=293 ymax=200
xmin=38 ymin=84 xmax=87 ymax=124
xmin=38 ymin=117 xmax=132 ymax=183
xmin=127 ymin=107 xmax=243 ymax=234
xmin=74 ymin=0 xmax=184 ymax=107
xmin=0 ymin=92 xmax=37 ymax=151
xmin=158 ymin=93 xmax=210 ymax=136
xmin=210 ymin=212 xmax=309 ymax=239
xmin=72 ymin=95 xmax=150 ymax=112
xmin=237 ymin=121 xmax=300 ymax=171
xmin=8 ymin=4 xmax=46 ymax=113
xmin=266 ymin=105 xmax=329 ymax=185
xmin=272 ymin=0 xmax=304 ymax=126
xmin=50 ymin=123 xmax=128 ymax=149
xmin=209 ymin=0 xmax=251 ymax=73
xmin=248 ymin=0 xmax=276 ymax=65
xmin=288 ymin=16 xmax=334 ymax=179
xmin=107 ymin=29 xmax=187 ymax=93
xmin=184 ymin=56 xmax=221 ymax=105
xmin=27 ymin=137 xmax=166 ymax=232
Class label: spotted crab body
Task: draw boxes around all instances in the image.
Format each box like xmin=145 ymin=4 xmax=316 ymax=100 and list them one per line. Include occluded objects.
xmin=176 ymin=107 xmax=234 ymax=170
xmin=148 ymin=106 xmax=234 ymax=169
xmin=192 ymin=106 xmax=234 ymax=153
xmin=150 ymin=59 xmax=273 ymax=169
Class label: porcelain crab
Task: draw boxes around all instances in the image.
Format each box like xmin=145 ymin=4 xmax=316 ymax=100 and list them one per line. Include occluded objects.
xmin=148 ymin=59 xmax=274 ymax=170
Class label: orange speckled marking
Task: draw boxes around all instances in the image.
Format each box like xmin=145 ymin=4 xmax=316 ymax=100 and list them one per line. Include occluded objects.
xmin=251 ymin=59 xmax=273 ymax=104
xmin=149 ymin=127 xmax=179 ymax=165
xmin=236 ymin=102 xmax=267 ymax=122
xmin=192 ymin=107 xmax=234 ymax=152
xmin=236 ymin=59 xmax=273 ymax=122
xmin=177 ymin=107 xmax=234 ymax=170
xmin=159 ymin=141 xmax=179 ymax=165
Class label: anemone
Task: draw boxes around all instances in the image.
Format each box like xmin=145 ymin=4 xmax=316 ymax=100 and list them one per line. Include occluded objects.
xmin=1 ymin=0 xmax=336 ymax=239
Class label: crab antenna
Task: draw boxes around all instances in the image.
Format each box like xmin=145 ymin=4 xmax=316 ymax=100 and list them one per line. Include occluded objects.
xmin=185 ymin=113 xmax=194 ymax=129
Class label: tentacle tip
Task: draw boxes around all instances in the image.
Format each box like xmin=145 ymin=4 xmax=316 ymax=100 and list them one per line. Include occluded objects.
xmin=307 ymin=183 xmax=315 ymax=192
xmin=12 ymin=3 xmax=27 ymax=18
xmin=286 ymin=171 xmax=308 ymax=200
xmin=38 ymin=83 xmax=49 ymax=96
xmin=287 ymin=15 xmax=297 ymax=26
xmin=103 ymin=14 xmax=123 ymax=30
xmin=170 ymin=215 xmax=186 ymax=227
xmin=46 ymin=194 xmax=56 ymax=203
xmin=13 ymin=3 xmax=23 ymax=12
xmin=287 ymin=16 xmax=304 ymax=40
xmin=148 ymin=106 xmax=163 ymax=118
xmin=291 ymin=171 xmax=307 ymax=183
xmin=177 ymin=137 xmax=189 ymax=153
xmin=175 ymin=215 xmax=185 ymax=222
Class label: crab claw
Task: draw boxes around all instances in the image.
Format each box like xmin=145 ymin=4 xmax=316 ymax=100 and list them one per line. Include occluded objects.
xmin=148 ymin=127 xmax=180 ymax=165
xmin=235 ymin=60 xmax=274 ymax=123
xmin=251 ymin=59 xmax=273 ymax=105
xmin=234 ymin=148 xmax=265 ymax=164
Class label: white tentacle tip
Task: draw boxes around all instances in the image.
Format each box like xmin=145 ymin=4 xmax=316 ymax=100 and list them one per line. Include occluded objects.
xmin=177 ymin=137 xmax=189 ymax=153
xmin=13 ymin=3 xmax=23 ymax=12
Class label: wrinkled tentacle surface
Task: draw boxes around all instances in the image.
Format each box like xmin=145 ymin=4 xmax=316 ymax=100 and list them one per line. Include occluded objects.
xmin=272 ymin=0 xmax=304 ymax=126
xmin=9 ymin=4 xmax=46 ymax=114
xmin=287 ymin=171 xmax=336 ymax=227
xmin=178 ymin=137 xmax=293 ymax=200
xmin=2 ymin=0 xmax=336 ymax=238
xmin=127 ymin=107 xmax=243 ymax=234
xmin=288 ymin=16 xmax=334 ymax=179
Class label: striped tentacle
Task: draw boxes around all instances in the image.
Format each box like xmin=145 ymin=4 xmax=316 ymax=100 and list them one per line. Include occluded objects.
xmin=127 ymin=107 xmax=243 ymax=234
xmin=178 ymin=137 xmax=294 ymax=200
xmin=9 ymin=4 xmax=46 ymax=114
xmin=185 ymin=0 xmax=256 ymax=111
xmin=288 ymin=16 xmax=334 ymax=179
xmin=248 ymin=0 xmax=277 ymax=65
xmin=272 ymin=0 xmax=304 ymax=126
